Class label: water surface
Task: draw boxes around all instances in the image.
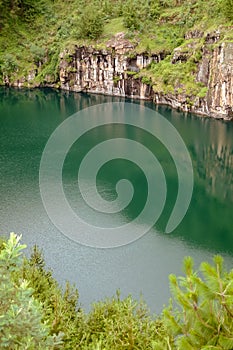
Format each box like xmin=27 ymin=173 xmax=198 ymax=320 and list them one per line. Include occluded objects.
xmin=0 ymin=87 xmax=232 ymax=312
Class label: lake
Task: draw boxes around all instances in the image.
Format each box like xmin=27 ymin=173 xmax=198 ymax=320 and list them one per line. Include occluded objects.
xmin=0 ymin=87 xmax=232 ymax=313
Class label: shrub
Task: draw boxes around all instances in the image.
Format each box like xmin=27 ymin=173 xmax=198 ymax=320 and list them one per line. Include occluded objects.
xmin=78 ymin=292 xmax=168 ymax=349
xmin=220 ymin=0 xmax=233 ymax=21
xmin=1 ymin=54 xmax=18 ymax=75
xmin=163 ymin=256 xmax=233 ymax=349
xmin=79 ymin=5 xmax=104 ymax=39
xmin=1 ymin=234 xmax=233 ymax=350
xmin=20 ymin=245 xmax=83 ymax=349
xmin=0 ymin=233 xmax=57 ymax=349
xmin=122 ymin=0 xmax=150 ymax=31
xmin=30 ymin=44 xmax=45 ymax=66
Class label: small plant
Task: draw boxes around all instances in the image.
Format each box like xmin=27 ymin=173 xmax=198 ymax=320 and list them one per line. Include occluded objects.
xmin=1 ymin=54 xmax=18 ymax=75
xmin=113 ymin=75 xmax=122 ymax=85
xmin=141 ymin=75 xmax=152 ymax=85
xmin=220 ymin=0 xmax=233 ymax=21
xmin=198 ymin=87 xmax=208 ymax=98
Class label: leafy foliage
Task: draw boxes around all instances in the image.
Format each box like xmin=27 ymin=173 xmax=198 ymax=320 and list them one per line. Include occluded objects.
xmin=163 ymin=256 xmax=233 ymax=349
xmin=143 ymin=55 xmax=204 ymax=95
xmin=79 ymin=5 xmax=104 ymax=40
xmin=0 ymin=233 xmax=233 ymax=349
xmin=0 ymin=0 xmax=233 ymax=93
xmin=78 ymin=292 xmax=168 ymax=349
xmin=20 ymin=245 xmax=82 ymax=345
xmin=0 ymin=233 xmax=57 ymax=349
xmin=220 ymin=0 xmax=233 ymax=20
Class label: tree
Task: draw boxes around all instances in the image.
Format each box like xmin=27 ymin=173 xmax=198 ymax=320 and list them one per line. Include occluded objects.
xmin=0 ymin=233 xmax=58 ymax=349
xmin=21 ymin=245 xmax=82 ymax=348
xmin=163 ymin=256 xmax=233 ymax=349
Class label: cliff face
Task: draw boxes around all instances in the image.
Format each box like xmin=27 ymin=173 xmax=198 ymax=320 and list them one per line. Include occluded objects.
xmin=59 ymin=34 xmax=158 ymax=100
xmin=58 ymin=32 xmax=233 ymax=120
xmin=207 ymin=42 xmax=233 ymax=119
xmin=4 ymin=32 xmax=233 ymax=120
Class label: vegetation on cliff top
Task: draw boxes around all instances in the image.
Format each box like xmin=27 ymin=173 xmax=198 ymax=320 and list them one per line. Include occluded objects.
xmin=0 ymin=0 xmax=233 ymax=96
xmin=1 ymin=233 xmax=233 ymax=349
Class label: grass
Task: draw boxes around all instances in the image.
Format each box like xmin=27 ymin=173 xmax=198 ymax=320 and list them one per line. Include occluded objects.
xmin=102 ymin=17 xmax=125 ymax=38
xmin=137 ymin=54 xmax=205 ymax=97
xmin=0 ymin=0 xmax=232 ymax=98
xmin=136 ymin=24 xmax=185 ymax=54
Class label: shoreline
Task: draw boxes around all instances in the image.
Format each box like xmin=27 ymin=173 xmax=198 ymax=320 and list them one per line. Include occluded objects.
xmin=1 ymin=84 xmax=232 ymax=122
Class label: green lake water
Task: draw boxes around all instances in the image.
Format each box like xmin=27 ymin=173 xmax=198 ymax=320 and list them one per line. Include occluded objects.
xmin=0 ymin=87 xmax=232 ymax=312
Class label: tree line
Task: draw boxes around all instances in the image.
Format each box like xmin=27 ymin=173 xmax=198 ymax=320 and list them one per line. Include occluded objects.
xmin=1 ymin=233 xmax=233 ymax=349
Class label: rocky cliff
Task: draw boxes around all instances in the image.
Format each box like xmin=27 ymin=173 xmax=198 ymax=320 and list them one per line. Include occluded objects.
xmin=57 ymin=31 xmax=233 ymax=120
xmin=206 ymin=42 xmax=233 ymax=119
xmin=59 ymin=33 xmax=156 ymax=100
xmin=4 ymin=32 xmax=233 ymax=120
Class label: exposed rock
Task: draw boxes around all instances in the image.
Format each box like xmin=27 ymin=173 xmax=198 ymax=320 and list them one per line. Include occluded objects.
xmin=205 ymin=30 xmax=221 ymax=44
xmin=59 ymin=34 xmax=158 ymax=99
xmin=58 ymin=34 xmax=233 ymax=119
xmin=172 ymin=47 xmax=189 ymax=63
xmin=185 ymin=30 xmax=204 ymax=39
xmin=196 ymin=55 xmax=210 ymax=85
xmin=5 ymin=30 xmax=233 ymax=120
xmin=171 ymin=41 xmax=199 ymax=63
xmin=207 ymin=42 xmax=233 ymax=119
xmin=106 ymin=32 xmax=135 ymax=53
xmin=58 ymin=32 xmax=168 ymax=100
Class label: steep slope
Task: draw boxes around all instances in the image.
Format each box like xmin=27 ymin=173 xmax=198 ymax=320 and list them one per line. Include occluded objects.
xmin=0 ymin=0 xmax=233 ymax=119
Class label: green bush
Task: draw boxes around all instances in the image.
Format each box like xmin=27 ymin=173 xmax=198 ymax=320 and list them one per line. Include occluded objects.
xmin=29 ymin=44 xmax=45 ymax=66
xmin=78 ymin=292 xmax=167 ymax=349
xmin=0 ymin=233 xmax=58 ymax=349
xmin=163 ymin=256 xmax=233 ymax=349
xmin=141 ymin=75 xmax=152 ymax=85
xmin=220 ymin=0 xmax=233 ymax=21
xmin=1 ymin=54 xmax=18 ymax=75
xmin=20 ymin=245 xmax=83 ymax=349
xmin=123 ymin=0 xmax=148 ymax=31
xmin=79 ymin=5 xmax=104 ymax=39
xmin=1 ymin=233 xmax=232 ymax=349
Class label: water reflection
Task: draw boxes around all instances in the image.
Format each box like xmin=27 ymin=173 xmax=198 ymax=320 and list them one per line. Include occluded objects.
xmin=1 ymin=87 xmax=233 ymax=253
xmin=1 ymin=86 xmax=233 ymax=313
xmin=195 ymin=143 xmax=233 ymax=201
